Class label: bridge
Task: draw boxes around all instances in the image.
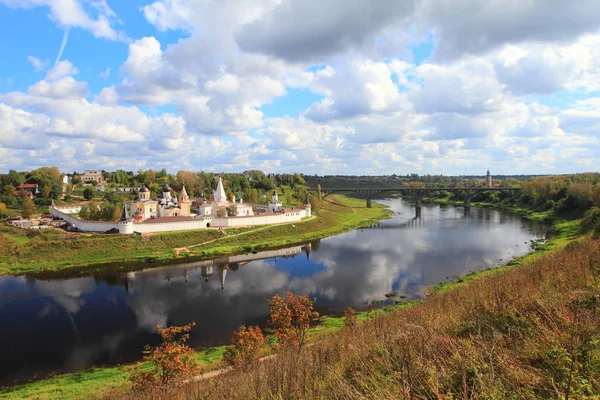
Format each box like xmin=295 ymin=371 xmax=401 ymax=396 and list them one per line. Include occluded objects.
xmin=308 ymin=186 xmax=520 ymax=217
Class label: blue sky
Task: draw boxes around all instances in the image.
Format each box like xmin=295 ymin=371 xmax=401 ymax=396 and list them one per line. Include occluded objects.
xmin=0 ymin=0 xmax=599 ymax=175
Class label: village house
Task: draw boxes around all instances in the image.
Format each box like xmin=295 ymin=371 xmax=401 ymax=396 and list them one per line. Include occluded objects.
xmin=16 ymin=183 xmax=38 ymax=194
xmin=81 ymin=170 xmax=104 ymax=184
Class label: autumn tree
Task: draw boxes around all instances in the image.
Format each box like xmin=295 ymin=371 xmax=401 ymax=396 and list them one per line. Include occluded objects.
xmin=268 ymin=291 xmax=319 ymax=352
xmin=129 ymin=322 xmax=196 ymax=391
xmin=343 ymin=307 xmax=358 ymax=328
xmin=216 ymin=206 xmax=227 ymax=217
xmin=223 ymin=325 xmax=266 ymax=370
xmin=0 ymin=202 xmax=7 ymax=218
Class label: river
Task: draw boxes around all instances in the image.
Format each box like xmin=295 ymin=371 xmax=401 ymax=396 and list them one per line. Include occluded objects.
xmin=0 ymin=200 xmax=548 ymax=385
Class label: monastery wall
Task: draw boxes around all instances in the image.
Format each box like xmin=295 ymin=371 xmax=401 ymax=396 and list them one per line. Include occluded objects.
xmin=53 ymin=205 xmax=82 ymax=214
xmin=211 ymin=209 xmax=308 ymax=227
xmin=50 ymin=205 xmax=310 ymax=234
xmin=49 ymin=207 xmax=119 ymax=232
xmin=129 ymin=217 xmax=214 ymax=234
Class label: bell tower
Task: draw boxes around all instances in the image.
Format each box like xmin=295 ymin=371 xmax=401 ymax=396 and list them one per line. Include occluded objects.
xmin=180 ymin=185 xmax=191 ymax=216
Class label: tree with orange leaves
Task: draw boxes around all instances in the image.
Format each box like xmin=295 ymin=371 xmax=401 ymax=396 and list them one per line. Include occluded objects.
xmin=223 ymin=325 xmax=266 ymax=370
xmin=129 ymin=322 xmax=196 ymax=391
xmin=268 ymin=291 xmax=319 ymax=352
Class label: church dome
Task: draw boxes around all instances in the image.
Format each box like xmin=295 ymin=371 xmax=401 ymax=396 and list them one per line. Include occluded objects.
xmin=140 ymin=186 xmax=149 ymax=193
xmin=162 ymin=185 xmax=171 ymax=192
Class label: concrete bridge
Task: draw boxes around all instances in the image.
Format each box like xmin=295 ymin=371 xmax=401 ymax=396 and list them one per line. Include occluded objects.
xmin=308 ymin=186 xmax=520 ymax=217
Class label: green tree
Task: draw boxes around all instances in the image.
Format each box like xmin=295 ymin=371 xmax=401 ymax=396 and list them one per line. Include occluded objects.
xmin=83 ymin=187 xmax=94 ymax=201
xmin=20 ymin=193 xmax=35 ymax=219
xmin=51 ymin=183 xmax=63 ymax=200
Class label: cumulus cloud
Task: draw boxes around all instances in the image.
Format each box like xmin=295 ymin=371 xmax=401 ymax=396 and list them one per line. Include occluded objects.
xmin=1 ymin=2 xmax=600 ymax=173
xmin=420 ymin=0 xmax=600 ymax=60
xmin=236 ymin=0 xmax=416 ymax=62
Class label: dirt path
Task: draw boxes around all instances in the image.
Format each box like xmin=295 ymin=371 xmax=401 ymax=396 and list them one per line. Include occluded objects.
xmin=173 ymin=216 xmax=316 ymax=255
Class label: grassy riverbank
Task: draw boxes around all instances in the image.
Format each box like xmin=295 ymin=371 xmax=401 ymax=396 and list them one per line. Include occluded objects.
xmin=0 ymin=195 xmax=391 ymax=276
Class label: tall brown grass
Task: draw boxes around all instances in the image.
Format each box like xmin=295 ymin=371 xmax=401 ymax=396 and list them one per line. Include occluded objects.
xmin=116 ymin=237 xmax=600 ymax=399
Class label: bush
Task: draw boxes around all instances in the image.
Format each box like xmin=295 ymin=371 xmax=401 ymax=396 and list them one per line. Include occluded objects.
xmin=129 ymin=322 xmax=196 ymax=391
xmin=83 ymin=188 xmax=94 ymax=201
xmin=223 ymin=325 xmax=266 ymax=370
xmin=268 ymin=291 xmax=319 ymax=351
xmin=343 ymin=307 xmax=358 ymax=328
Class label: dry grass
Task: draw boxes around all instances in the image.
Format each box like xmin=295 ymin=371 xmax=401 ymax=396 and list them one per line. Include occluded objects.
xmin=114 ymin=237 xmax=600 ymax=400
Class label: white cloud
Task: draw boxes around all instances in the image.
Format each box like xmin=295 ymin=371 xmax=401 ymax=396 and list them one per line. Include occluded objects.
xmin=2 ymin=2 xmax=600 ymax=174
xmin=0 ymin=0 xmax=125 ymax=41
xmin=28 ymin=56 xmax=49 ymax=71
xmin=46 ymin=60 xmax=79 ymax=81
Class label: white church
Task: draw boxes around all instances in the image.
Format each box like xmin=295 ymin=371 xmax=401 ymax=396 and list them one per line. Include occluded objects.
xmin=49 ymin=176 xmax=312 ymax=235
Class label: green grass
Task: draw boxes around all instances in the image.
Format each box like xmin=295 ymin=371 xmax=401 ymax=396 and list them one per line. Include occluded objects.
xmin=0 ymin=366 xmax=130 ymax=400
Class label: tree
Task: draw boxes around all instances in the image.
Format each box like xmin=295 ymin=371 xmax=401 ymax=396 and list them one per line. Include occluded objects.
xmin=129 ymin=322 xmax=196 ymax=391
xmin=0 ymin=203 xmax=7 ymax=218
xmin=51 ymin=183 xmax=63 ymax=200
xmin=71 ymin=174 xmax=81 ymax=185
xmin=223 ymin=325 xmax=266 ymax=370
xmin=20 ymin=193 xmax=35 ymax=219
xmin=3 ymin=184 xmax=15 ymax=197
xmin=226 ymin=205 xmax=238 ymax=217
xmin=343 ymin=307 xmax=358 ymax=328
xmin=8 ymin=170 xmax=25 ymax=187
xmin=40 ymin=184 xmax=51 ymax=198
xmin=268 ymin=291 xmax=319 ymax=352
xmin=83 ymin=188 xmax=94 ymax=201
xmin=217 ymin=206 xmax=227 ymax=217
xmin=65 ymin=184 xmax=73 ymax=200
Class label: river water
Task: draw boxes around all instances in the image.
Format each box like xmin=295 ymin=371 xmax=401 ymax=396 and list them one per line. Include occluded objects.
xmin=0 ymin=200 xmax=548 ymax=385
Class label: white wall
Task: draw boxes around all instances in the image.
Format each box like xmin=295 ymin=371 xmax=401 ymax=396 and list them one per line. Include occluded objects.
xmin=212 ymin=209 xmax=308 ymax=227
xmin=50 ymin=207 xmax=119 ymax=232
xmin=130 ymin=217 xmax=214 ymax=234
xmin=54 ymin=205 xmax=82 ymax=214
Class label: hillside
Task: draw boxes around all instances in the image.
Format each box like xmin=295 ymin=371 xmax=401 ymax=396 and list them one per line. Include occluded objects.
xmin=118 ymin=235 xmax=600 ymax=399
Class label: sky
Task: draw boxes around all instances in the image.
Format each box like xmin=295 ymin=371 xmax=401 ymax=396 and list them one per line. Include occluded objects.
xmin=0 ymin=0 xmax=599 ymax=176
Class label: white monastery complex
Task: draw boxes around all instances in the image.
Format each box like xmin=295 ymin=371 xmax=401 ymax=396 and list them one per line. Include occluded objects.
xmin=49 ymin=177 xmax=311 ymax=235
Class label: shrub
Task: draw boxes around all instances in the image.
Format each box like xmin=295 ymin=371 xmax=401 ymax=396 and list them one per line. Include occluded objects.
xmin=129 ymin=322 xmax=196 ymax=391
xmin=223 ymin=325 xmax=266 ymax=370
xmin=343 ymin=307 xmax=358 ymax=328
xmin=268 ymin=291 xmax=319 ymax=351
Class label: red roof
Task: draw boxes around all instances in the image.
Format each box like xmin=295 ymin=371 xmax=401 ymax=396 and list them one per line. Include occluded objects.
xmin=141 ymin=216 xmax=196 ymax=224
xmin=17 ymin=184 xmax=38 ymax=189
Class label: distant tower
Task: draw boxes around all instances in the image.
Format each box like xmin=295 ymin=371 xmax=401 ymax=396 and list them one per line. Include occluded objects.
xmin=485 ymin=170 xmax=493 ymax=188
xmin=213 ymin=176 xmax=227 ymax=205
xmin=180 ymin=185 xmax=191 ymax=216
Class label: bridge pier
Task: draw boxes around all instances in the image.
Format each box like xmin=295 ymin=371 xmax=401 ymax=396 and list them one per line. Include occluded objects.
xmin=415 ymin=196 xmax=422 ymax=218
xmin=367 ymin=197 xmax=372 ymax=208
xmin=464 ymin=197 xmax=471 ymax=209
